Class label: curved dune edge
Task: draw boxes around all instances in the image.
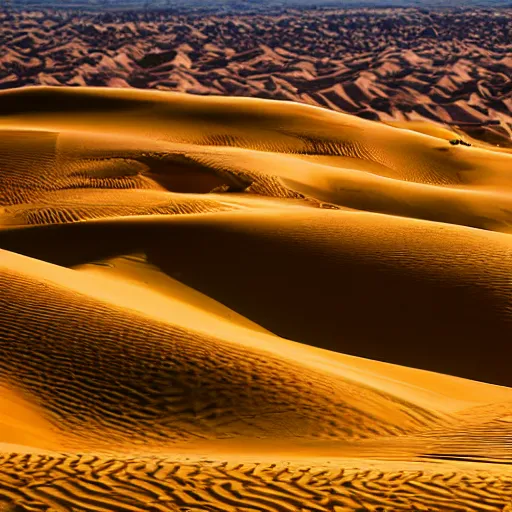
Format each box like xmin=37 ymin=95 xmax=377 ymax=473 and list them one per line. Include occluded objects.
xmin=74 ymin=253 xmax=274 ymax=336
xmin=4 ymin=246 xmax=512 ymax=411
xmin=1 ymin=245 xmax=511 ymax=448
xmin=1 ymin=246 xmax=511 ymax=443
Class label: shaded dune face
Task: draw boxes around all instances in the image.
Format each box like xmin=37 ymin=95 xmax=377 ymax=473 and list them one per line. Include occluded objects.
xmin=2 ymin=209 xmax=511 ymax=387
xmin=118 ymin=213 xmax=512 ymax=386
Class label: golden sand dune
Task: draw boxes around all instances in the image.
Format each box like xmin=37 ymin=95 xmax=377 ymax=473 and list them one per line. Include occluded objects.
xmin=0 ymin=86 xmax=512 ymax=511
xmin=3 ymin=248 xmax=452 ymax=449
xmin=1 ymin=87 xmax=511 ymax=231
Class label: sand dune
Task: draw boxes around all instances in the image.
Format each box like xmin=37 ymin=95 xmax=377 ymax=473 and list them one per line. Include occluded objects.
xmin=0 ymin=86 xmax=512 ymax=510
xmin=2 ymin=209 xmax=512 ymax=386
xmin=1 ymin=7 xmax=511 ymax=147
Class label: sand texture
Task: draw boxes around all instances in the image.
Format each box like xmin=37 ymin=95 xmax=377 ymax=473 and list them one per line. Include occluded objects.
xmin=0 ymin=8 xmax=511 ymax=147
xmin=0 ymin=86 xmax=512 ymax=511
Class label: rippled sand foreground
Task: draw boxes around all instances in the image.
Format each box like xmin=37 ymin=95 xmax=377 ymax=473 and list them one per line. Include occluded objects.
xmin=0 ymin=86 xmax=511 ymax=511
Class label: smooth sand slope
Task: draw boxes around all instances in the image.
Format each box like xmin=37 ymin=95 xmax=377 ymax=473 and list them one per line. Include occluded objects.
xmin=0 ymin=86 xmax=512 ymax=511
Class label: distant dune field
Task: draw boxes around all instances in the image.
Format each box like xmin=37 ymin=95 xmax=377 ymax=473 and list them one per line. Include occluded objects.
xmin=0 ymin=86 xmax=512 ymax=511
xmin=1 ymin=7 xmax=511 ymax=147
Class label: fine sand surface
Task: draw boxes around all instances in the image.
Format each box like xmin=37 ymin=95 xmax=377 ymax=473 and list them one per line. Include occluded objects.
xmin=1 ymin=8 xmax=511 ymax=148
xmin=0 ymin=86 xmax=512 ymax=511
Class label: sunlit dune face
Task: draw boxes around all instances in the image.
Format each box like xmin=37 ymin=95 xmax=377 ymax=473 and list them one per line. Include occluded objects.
xmin=0 ymin=86 xmax=511 ymax=512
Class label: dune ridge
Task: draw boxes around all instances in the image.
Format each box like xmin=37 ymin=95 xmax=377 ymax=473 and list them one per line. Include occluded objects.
xmin=0 ymin=85 xmax=511 ymax=511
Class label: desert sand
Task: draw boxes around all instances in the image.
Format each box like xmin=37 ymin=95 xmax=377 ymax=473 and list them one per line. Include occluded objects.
xmin=0 ymin=85 xmax=512 ymax=510
xmin=1 ymin=7 xmax=511 ymax=147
